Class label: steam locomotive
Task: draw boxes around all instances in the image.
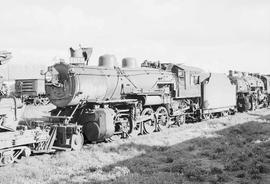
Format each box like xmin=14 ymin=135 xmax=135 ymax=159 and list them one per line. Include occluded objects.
xmin=229 ymin=71 xmax=269 ymax=112
xmin=44 ymin=48 xmax=238 ymax=148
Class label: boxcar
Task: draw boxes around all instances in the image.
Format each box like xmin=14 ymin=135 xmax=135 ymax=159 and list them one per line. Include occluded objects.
xmin=15 ymin=79 xmax=48 ymax=105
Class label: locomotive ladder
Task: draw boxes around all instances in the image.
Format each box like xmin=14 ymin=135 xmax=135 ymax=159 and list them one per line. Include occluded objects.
xmin=45 ymin=102 xmax=82 ymax=124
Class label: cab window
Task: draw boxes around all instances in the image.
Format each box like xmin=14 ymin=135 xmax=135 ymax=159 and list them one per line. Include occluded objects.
xmin=191 ymin=75 xmax=199 ymax=85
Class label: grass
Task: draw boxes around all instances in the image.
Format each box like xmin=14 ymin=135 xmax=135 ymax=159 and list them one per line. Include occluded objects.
xmin=0 ymin=107 xmax=270 ymax=184
xmin=105 ymin=121 xmax=270 ymax=184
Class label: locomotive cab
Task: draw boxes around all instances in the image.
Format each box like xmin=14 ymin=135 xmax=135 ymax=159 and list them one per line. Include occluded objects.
xmin=160 ymin=63 xmax=205 ymax=97
xmin=260 ymin=75 xmax=270 ymax=94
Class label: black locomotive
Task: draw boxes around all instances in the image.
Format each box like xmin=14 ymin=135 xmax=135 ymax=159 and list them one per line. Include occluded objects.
xmin=229 ymin=71 xmax=269 ymax=112
xmin=44 ymin=48 xmax=240 ymax=148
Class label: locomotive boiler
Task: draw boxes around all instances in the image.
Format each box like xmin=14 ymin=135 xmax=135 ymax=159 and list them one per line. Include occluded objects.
xmin=45 ymin=55 xmax=174 ymax=107
xmin=44 ymin=47 xmax=237 ymax=147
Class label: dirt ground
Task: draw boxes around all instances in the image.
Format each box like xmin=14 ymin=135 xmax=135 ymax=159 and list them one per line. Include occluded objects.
xmin=0 ymin=105 xmax=270 ymax=184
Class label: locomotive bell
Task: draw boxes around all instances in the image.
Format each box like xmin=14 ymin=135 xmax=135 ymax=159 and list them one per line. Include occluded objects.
xmin=122 ymin=57 xmax=137 ymax=68
xmin=98 ymin=54 xmax=118 ymax=68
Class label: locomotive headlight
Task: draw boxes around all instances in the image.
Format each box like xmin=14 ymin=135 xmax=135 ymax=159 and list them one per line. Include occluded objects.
xmin=45 ymin=71 xmax=53 ymax=82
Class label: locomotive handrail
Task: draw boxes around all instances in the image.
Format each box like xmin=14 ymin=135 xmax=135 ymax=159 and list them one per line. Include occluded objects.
xmin=43 ymin=116 xmax=72 ymax=119
xmin=86 ymin=99 xmax=137 ymax=104
xmin=44 ymin=102 xmax=82 ymax=125
xmin=75 ymin=71 xmax=163 ymax=77
xmin=116 ymin=67 xmax=138 ymax=89
xmin=125 ymin=91 xmax=164 ymax=96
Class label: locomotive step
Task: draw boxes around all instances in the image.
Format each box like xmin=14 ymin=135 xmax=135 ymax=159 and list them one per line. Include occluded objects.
xmin=32 ymin=149 xmax=56 ymax=154
xmin=51 ymin=146 xmax=72 ymax=151
xmin=43 ymin=116 xmax=72 ymax=119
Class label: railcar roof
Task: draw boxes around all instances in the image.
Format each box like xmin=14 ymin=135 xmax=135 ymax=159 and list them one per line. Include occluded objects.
xmin=176 ymin=64 xmax=204 ymax=72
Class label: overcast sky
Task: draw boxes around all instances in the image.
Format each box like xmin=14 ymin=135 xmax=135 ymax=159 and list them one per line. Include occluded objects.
xmin=0 ymin=0 xmax=269 ymax=76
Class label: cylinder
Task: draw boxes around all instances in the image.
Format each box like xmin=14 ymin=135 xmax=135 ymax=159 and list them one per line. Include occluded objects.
xmin=82 ymin=108 xmax=115 ymax=142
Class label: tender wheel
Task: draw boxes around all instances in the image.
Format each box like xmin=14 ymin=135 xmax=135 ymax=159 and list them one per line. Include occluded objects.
xmin=71 ymin=133 xmax=84 ymax=151
xmin=141 ymin=108 xmax=155 ymax=133
xmin=155 ymin=106 xmax=169 ymax=129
